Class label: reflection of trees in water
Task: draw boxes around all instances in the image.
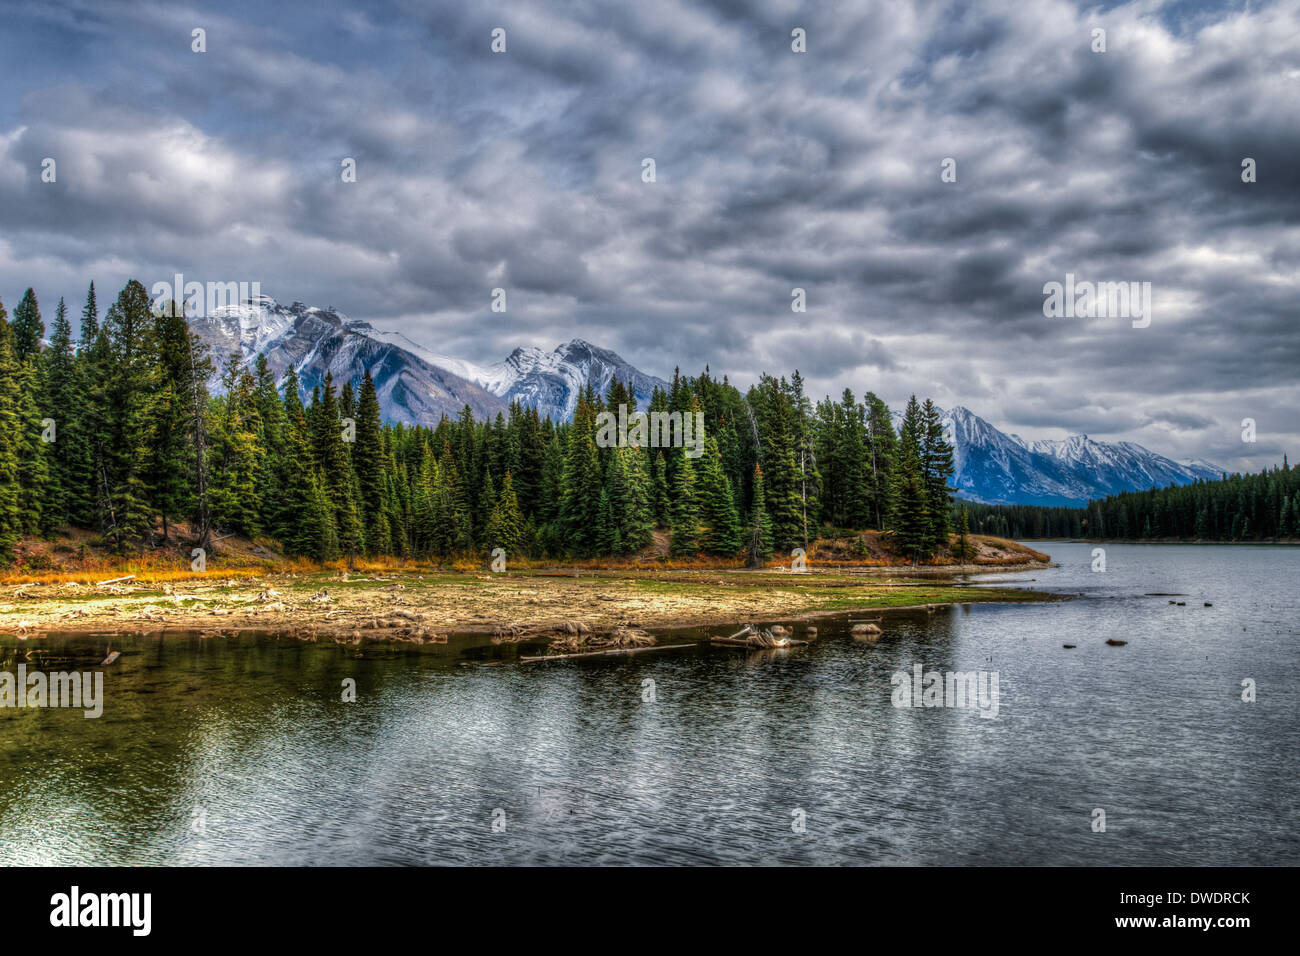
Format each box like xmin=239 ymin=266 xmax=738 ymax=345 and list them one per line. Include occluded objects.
xmin=0 ymin=631 xmax=417 ymax=859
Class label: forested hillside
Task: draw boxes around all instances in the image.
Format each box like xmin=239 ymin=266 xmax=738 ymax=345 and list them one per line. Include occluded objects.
xmin=0 ymin=280 xmax=959 ymax=565
xmin=959 ymin=461 xmax=1299 ymax=541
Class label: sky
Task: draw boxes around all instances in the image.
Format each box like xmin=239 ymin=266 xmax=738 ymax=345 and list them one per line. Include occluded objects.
xmin=0 ymin=0 xmax=1296 ymax=472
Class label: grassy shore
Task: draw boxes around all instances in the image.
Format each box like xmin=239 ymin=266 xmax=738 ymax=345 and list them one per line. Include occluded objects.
xmin=0 ymin=561 xmax=1058 ymax=641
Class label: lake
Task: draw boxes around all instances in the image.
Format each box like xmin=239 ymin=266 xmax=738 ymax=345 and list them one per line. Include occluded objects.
xmin=1 ymin=542 xmax=1296 ymax=865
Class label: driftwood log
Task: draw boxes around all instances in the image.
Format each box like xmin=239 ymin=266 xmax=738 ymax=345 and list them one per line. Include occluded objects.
xmin=710 ymin=625 xmax=808 ymax=649
xmin=96 ymin=574 xmax=136 ymax=587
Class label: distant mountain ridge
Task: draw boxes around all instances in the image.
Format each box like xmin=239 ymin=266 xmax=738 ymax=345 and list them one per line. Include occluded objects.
xmin=190 ymin=295 xmax=1221 ymax=506
xmin=940 ymin=406 xmax=1222 ymax=506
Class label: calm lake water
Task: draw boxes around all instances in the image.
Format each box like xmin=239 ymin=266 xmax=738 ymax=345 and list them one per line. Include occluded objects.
xmin=2 ymin=542 xmax=1297 ymax=865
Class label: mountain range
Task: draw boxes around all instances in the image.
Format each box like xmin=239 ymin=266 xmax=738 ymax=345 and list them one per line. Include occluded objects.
xmin=937 ymin=406 xmax=1221 ymax=506
xmin=189 ymin=295 xmax=668 ymax=424
xmin=190 ymin=296 xmax=1222 ymax=507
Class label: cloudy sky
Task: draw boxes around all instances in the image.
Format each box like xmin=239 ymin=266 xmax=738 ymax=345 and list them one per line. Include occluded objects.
xmin=1 ymin=0 xmax=1296 ymax=471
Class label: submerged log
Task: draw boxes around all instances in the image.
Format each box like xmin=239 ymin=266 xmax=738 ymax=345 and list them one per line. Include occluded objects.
xmin=711 ymin=636 xmax=810 ymax=648
xmin=520 ymin=642 xmax=696 ymax=663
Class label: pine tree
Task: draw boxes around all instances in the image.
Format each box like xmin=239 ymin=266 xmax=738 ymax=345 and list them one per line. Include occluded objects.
xmin=433 ymin=440 xmax=472 ymax=555
xmin=251 ymin=354 xmax=285 ymax=539
xmin=339 ymin=379 xmax=357 ymax=423
xmin=697 ymin=436 xmax=741 ymax=555
xmin=651 ymin=450 xmax=669 ymax=527
xmin=78 ymin=282 xmax=99 ymax=352
xmin=954 ymin=504 xmax=972 ymax=560
xmin=208 ymin=352 xmax=263 ymax=537
xmin=595 ymin=488 xmax=616 ymax=555
xmin=820 ymin=389 xmax=871 ymax=529
xmin=96 ymin=280 xmax=159 ymax=550
xmin=11 ymin=288 xmax=43 ymax=362
xmin=669 ymin=453 xmax=700 ymax=557
xmin=354 ymin=370 xmax=389 ymax=554
xmin=62 ymin=284 xmax=102 ymax=529
xmin=746 ymin=464 xmax=774 ymax=566
xmin=560 ymin=395 xmax=603 ymax=555
xmin=891 ymin=405 xmax=931 ymax=562
xmin=477 ymin=468 xmax=496 ymax=549
xmin=920 ymin=399 xmax=955 ymax=547
xmin=0 ymin=304 xmax=22 ymax=558
xmin=275 ymin=367 xmax=333 ymax=558
xmin=486 ymin=470 xmax=525 ymax=557
xmin=41 ymin=298 xmax=78 ymax=528
xmin=149 ymin=299 xmax=201 ymax=542
xmin=864 ymin=392 xmax=897 ymax=529
xmin=750 ymin=376 xmax=803 ymax=552
xmin=617 ymin=447 xmax=655 ymax=553
xmin=537 ymin=430 xmax=565 ymax=526
xmin=312 ymin=373 xmax=362 ymax=560
xmin=789 ymin=370 xmax=821 ymax=543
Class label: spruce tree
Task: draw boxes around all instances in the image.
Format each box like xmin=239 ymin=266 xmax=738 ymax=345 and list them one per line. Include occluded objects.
xmin=41 ymin=298 xmax=78 ymax=528
xmin=62 ymin=283 xmax=102 ymax=528
xmin=651 ymin=450 xmax=669 ymax=527
xmin=149 ymin=299 xmax=200 ymax=542
xmin=669 ymin=453 xmax=700 ymax=557
xmin=750 ymin=376 xmax=803 ymax=551
xmin=477 ymin=468 xmax=496 ymax=549
xmin=78 ymin=282 xmax=99 ymax=352
xmin=312 ymin=373 xmax=362 ymax=559
xmin=276 ymin=367 xmax=333 ymax=558
xmin=954 ymin=504 xmax=972 ymax=560
xmin=891 ymin=428 xmax=931 ymax=562
xmin=0 ymin=305 xmax=22 ymax=558
xmin=863 ymin=393 xmax=897 ymax=530
xmin=920 ymin=399 xmax=955 ymax=547
xmin=595 ymin=488 xmax=616 ymax=555
xmin=486 ymin=470 xmax=525 ymax=557
xmin=697 ymin=436 xmax=741 ymax=555
xmin=11 ymin=288 xmax=43 ymax=362
xmin=96 ymin=280 xmax=159 ymax=550
xmin=746 ymin=464 xmax=774 ymax=566
xmin=208 ymin=352 xmax=263 ymax=537
xmin=617 ymin=447 xmax=655 ymax=553
xmin=559 ymin=395 xmax=603 ymax=555
xmin=354 ymin=370 xmax=389 ymax=554
xmin=12 ymin=351 xmax=50 ymax=535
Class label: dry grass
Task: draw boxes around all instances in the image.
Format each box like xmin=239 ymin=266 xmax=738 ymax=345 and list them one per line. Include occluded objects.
xmin=2 ymin=524 xmax=1051 ymax=586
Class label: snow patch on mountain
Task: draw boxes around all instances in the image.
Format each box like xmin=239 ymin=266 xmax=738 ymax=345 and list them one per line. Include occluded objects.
xmin=191 ymin=297 xmax=507 ymax=425
xmin=190 ymin=296 xmax=668 ymax=426
xmin=941 ymin=406 xmax=1222 ymax=505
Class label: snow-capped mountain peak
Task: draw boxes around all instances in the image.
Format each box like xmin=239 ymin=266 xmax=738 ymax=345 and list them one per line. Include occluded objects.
xmin=189 ymin=296 xmax=1220 ymax=504
xmin=938 ymin=407 xmax=1221 ymax=505
xmin=189 ymin=297 xmax=668 ymax=426
xmin=465 ymin=337 xmax=667 ymax=420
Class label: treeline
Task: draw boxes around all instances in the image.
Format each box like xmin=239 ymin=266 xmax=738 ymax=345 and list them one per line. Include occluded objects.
xmin=957 ymin=501 xmax=1089 ymax=540
xmin=0 ymin=279 xmax=957 ymax=565
xmin=958 ymin=460 xmax=1299 ymax=541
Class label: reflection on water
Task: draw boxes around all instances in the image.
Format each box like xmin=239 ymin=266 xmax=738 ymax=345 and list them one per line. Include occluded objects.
xmin=1 ymin=543 xmax=1297 ymax=865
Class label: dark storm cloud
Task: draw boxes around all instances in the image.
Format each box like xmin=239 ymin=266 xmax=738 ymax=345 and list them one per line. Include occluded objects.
xmin=0 ymin=0 xmax=1295 ymax=472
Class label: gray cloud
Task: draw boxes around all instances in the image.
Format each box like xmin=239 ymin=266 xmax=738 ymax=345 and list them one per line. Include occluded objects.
xmin=0 ymin=0 xmax=1295 ymax=472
